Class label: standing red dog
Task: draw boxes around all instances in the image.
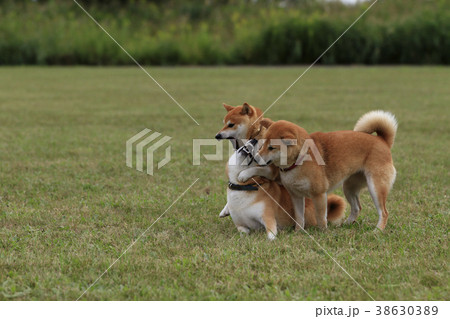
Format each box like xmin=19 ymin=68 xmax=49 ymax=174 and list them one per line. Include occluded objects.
xmin=256 ymin=111 xmax=397 ymax=230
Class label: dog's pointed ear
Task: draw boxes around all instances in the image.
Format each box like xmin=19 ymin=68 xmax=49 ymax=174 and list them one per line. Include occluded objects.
xmin=223 ymin=103 xmax=234 ymax=112
xmin=240 ymin=102 xmax=253 ymax=116
xmin=260 ymin=118 xmax=274 ymax=129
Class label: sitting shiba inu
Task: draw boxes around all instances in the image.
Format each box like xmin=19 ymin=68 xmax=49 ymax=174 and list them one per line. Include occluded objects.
xmin=216 ymin=103 xmax=346 ymax=239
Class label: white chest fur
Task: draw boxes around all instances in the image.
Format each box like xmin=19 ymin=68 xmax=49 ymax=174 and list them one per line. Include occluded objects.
xmin=227 ymin=189 xmax=264 ymax=230
xmin=281 ymin=169 xmax=311 ymax=197
xmin=226 ymin=147 xmax=267 ymax=231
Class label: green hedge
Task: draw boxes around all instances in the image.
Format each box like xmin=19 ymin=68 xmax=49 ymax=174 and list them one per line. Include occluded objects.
xmin=238 ymin=12 xmax=450 ymax=65
xmin=0 ymin=1 xmax=449 ymax=65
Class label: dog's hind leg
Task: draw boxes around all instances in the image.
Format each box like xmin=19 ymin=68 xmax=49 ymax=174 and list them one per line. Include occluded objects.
xmin=343 ymin=172 xmax=366 ymax=225
xmin=365 ymin=166 xmax=396 ymax=230
xmin=236 ymin=225 xmax=250 ymax=235
xmin=262 ymin=211 xmax=278 ymax=241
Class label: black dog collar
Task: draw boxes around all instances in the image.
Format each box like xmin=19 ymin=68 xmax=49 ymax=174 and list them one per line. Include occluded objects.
xmin=228 ymin=181 xmax=259 ymax=191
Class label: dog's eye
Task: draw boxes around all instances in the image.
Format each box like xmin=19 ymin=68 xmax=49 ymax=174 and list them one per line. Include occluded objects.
xmin=228 ymin=123 xmax=235 ymax=128
xmin=268 ymin=146 xmax=275 ymax=151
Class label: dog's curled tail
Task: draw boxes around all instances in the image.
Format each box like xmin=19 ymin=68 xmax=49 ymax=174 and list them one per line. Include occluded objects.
xmin=326 ymin=194 xmax=346 ymax=225
xmin=354 ymin=110 xmax=398 ymax=148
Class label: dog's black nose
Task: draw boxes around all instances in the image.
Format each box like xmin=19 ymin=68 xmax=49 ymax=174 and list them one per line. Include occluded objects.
xmin=215 ymin=133 xmax=222 ymax=140
xmin=250 ymin=138 xmax=258 ymax=145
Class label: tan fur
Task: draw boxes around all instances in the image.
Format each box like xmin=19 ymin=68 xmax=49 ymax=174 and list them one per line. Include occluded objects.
xmin=257 ymin=111 xmax=397 ymax=231
xmin=219 ymin=103 xmax=347 ymax=238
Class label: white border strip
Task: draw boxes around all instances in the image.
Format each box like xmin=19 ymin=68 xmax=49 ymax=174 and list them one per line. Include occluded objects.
xmin=2 ymin=302 xmax=447 ymax=318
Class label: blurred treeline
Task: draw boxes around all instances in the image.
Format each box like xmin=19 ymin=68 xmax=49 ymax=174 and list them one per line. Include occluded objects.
xmin=0 ymin=0 xmax=449 ymax=65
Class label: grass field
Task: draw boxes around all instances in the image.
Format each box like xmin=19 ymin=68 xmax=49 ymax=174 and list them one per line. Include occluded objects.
xmin=0 ymin=66 xmax=448 ymax=300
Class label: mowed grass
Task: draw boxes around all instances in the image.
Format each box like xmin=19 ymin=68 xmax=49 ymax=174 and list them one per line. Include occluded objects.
xmin=0 ymin=66 xmax=448 ymax=300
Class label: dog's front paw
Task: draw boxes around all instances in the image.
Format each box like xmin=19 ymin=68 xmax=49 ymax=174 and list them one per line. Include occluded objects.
xmin=237 ymin=171 xmax=252 ymax=183
xmin=344 ymin=218 xmax=356 ymax=225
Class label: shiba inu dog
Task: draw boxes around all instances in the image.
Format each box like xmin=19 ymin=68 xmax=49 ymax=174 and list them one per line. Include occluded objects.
xmin=215 ymin=102 xmax=265 ymax=218
xmin=256 ymin=111 xmax=397 ymax=231
xmin=216 ymin=103 xmax=346 ymax=239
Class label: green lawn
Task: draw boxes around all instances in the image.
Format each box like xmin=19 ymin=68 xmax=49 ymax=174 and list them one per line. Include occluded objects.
xmin=0 ymin=66 xmax=448 ymax=300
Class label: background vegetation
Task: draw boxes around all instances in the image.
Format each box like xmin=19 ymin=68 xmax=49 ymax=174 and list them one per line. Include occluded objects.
xmin=1 ymin=0 xmax=449 ymax=65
